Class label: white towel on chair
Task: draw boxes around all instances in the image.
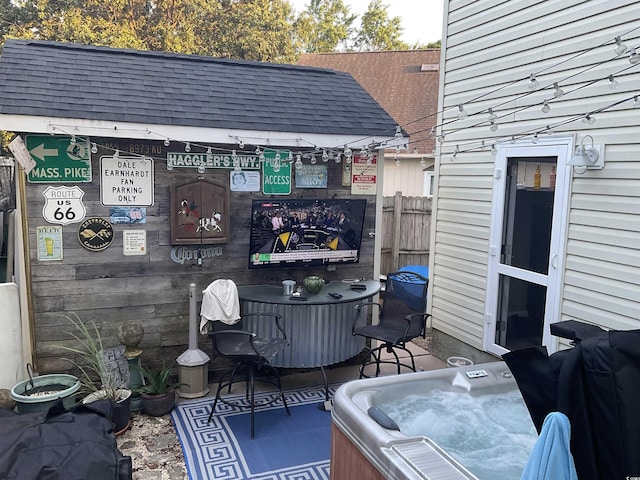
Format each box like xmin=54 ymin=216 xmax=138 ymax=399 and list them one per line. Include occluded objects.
xmin=199 ymin=279 xmax=241 ymax=334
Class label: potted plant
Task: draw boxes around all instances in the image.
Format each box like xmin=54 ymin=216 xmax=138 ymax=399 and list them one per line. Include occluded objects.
xmin=57 ymin=313 xmax=132 ymax=434
xmin=135 ymin=365 xmax=184 ymax=416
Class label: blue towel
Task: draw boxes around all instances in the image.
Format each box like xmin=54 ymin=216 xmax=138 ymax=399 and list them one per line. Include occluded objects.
xmin=521 ymin=411 xmax=578 ymax=480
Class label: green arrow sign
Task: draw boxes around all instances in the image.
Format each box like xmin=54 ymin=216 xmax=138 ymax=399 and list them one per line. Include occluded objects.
xmin=262 ymin=151 xmax=291 ymax=195
xmin=26 ymin=135 xmax=92 ymax=183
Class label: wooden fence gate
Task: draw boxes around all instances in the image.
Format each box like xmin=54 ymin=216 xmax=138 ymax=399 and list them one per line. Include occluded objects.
xmin=380 ymin=192 xmax=432 ymax=274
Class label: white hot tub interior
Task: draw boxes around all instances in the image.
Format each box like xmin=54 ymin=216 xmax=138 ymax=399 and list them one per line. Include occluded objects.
xmin=332 ymin=361 xmax=538 ymax=480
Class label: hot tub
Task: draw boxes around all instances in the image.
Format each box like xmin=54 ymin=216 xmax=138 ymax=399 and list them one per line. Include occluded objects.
xmin=331 ymin=361 xmax=537 ymax=480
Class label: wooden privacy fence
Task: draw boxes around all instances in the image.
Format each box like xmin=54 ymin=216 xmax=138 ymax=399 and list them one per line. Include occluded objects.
xmin=381 ymin=192 xmax=432 ymax=274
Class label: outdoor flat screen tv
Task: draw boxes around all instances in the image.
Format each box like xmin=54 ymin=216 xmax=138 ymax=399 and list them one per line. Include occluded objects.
xmin=249 ymin=198 xmax=367 ymax=269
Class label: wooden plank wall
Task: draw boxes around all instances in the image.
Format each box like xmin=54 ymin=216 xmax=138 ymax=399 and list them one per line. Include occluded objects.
xmin=381 ymin=192 xmax=431 ymax=274
xmin=26 ymin=139 xmax=376 ymax=374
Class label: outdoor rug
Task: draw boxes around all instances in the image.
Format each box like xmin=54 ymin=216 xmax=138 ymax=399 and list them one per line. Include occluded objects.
xmin=171 ymin=383 xmax=340 ymax=480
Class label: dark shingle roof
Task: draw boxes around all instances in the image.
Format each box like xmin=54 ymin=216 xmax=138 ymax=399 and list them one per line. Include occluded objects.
xmin=0 ymin=40 xmax=398 ymax=137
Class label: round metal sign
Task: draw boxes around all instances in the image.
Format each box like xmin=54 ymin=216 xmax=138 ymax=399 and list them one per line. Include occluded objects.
xmin=78 ymin=217 xmax=114 ymax=251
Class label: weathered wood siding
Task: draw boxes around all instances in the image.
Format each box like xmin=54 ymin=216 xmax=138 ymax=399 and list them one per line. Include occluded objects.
xmin=381 ymin=193 xmax=431 ymax=273
xmin=26 ymin=140 xmax=376 ymax=374
xmin=433 ymin=0 xmax=640 ymax=350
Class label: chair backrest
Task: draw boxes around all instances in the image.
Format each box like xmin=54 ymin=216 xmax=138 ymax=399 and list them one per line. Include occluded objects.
xmin=380 ymin=271 xmax=429 ymax=338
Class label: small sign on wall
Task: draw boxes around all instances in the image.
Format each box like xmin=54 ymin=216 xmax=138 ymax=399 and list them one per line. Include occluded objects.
xmin=230 ymin=170 xmax=260 ymax=192
xmin=351 ymin=155 xmax=377 ymax=195
xmin=101 ymin=156 xmax=154 ymax=206
xmin=36 ymin=225 xmax=63 ymax=261
xmin=295 ymin=164 xmax=327 ymax=188
xmin=123 ymin=230 xmax=147 ymax=256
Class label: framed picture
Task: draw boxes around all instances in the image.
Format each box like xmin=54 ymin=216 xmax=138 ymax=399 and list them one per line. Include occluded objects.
xmin=170 ymin=179 xmax=230 ymax=245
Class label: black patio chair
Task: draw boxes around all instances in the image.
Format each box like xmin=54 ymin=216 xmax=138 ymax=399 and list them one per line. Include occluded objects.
xmin=207 ymin=313 xmax=290 ymax=438
xmin=352 ymin=271 xmax=430 ymax=378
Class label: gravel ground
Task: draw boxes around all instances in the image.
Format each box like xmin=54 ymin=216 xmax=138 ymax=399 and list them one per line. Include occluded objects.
xmin=117 ymin=413 xmax=187 ymax=480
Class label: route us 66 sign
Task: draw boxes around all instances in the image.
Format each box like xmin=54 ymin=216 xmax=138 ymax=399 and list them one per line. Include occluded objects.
xmin=42 ymin=185 xmax=87 ymax=225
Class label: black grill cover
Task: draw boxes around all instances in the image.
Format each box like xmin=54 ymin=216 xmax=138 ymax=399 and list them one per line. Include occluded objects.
xmin=0 ymin=399 xmax=132 ymax=480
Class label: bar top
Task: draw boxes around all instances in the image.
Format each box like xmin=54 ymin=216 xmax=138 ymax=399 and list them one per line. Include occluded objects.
xmin=237 ymin=279 xmax=381 ymax=305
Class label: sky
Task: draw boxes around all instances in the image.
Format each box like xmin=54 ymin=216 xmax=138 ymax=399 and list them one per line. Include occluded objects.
xmin=288 ymin=0 xmax=445 ymax=45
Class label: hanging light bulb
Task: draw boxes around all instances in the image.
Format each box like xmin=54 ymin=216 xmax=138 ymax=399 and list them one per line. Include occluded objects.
xmin=255 ymin=146 xmax=261 ymax=156
xmin=310 ymin=153 xmax=317 ymax=164
xmin=553 ymin=82 xmax=564 ymax=98
xmin=259 ymin=152 xmax=266 ymax=162
xmin=238 ymin=140 xmax=244 ymax=149
xmin=491 ymin=144 xmax=498 ymax=155
xmin=206 ymin=147 xmax=213 ymax=162
xmin=113 ymin=149 xmax=120 ymax=159
xmin=234 ymin=163 xmax=241 ymax=173
xmin=614 ymin=36 xmax=628 ymax=56
xmin=394 ymin=125 xmax=402 ymax=140
xmin=608 ymin=74 xmax=619 ymax=90
xmin=288 ymin=151 xmax=293 ymax=162
xmin=429 ymin=126 xmax=436 ymax=138
xmin=488 ymin=108 xmax=497 ymax=122
xmin=582 ymin=114 xmax=596 ymax=124
xmin=490 ymin=120 xmax=498 ymax=132
xmin=322 ymin=150 xmax=329 ymax=162
xmin=70 ymin=135 xmax=76 ymax=145
xmin=633 ymin=95 xmax=640 ymax=107
xmin=541 ymin=99 xmax=551 ymax=113
xmin=419 ymin=157 xmax=427 ymax=168
xmin=510 ymin=135 xmax=516 ymax=144
xmin=198 ymin=164 xmax=206 ymax=174
xmin=334 ymin=152 xmax=341 ymax=163
xmin=166 ymin=162 xmax=173 ymax=171
xmin=90 ymin=143 xmax=98 ymax=154
xmin=164 ymin=138 xmax=170 ymax=147
xmin=295 ymin=154 xmax=303 ymax=169
xmin=437 ymin=132 xmax=446 ymax=143
xmin=528 ymin=73 xmax=539 ymax=90
xmin=457 ymin=104 xmax=467 ymax=120
xmin=546 ymin=125 xmax=554 ymax=135
xmin=629 ymin=48 xmax=640 ymax=65
xmin=343 ymin=145 xmax=352 ymax=160
xmin=184 ymin=142 xmax=191 ymax=153
xmin=532 ymin=133 xmax=539 ymax=144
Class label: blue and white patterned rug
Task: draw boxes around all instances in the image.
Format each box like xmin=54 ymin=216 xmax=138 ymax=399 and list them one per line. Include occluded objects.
xmin=171 ymin=383 xmax=339 ymax=480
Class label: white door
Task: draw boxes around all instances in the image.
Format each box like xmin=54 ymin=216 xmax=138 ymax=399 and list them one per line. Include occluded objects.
xmin=484 ymin=136 xmax=573 ymax=357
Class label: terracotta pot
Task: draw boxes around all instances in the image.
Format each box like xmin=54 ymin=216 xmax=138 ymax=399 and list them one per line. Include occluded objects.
xmin=141 ymin=391 xmax=176 ymax=416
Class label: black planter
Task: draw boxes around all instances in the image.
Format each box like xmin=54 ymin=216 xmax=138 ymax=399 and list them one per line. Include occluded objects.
xmin=141 ymin=391 xmax=176 ymax=416
xmin=112 ymin=391 xmax=132 ymax=434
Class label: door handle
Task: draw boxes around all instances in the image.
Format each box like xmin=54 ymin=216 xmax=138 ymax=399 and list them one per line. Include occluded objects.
xmin=551 ymin=253 xmax=558 ymax=269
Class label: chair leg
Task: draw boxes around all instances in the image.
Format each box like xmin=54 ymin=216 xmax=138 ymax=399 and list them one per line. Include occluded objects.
xmin=270 ymin=365 xmax=290 ymax=416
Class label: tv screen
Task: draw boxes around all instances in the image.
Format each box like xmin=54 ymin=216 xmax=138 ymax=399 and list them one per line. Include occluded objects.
xmin=249 ymin=198 xmax=367 ymax=269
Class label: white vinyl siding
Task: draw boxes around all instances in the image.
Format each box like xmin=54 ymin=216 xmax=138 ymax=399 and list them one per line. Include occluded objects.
xmin=430 ymin=0 xmax=640 ymax=350
xmin=382 ymin=156 xmax=434 ymax=197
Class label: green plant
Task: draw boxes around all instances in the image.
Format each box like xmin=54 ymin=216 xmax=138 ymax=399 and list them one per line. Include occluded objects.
xmin=56 ymin=313 xmax=123 ymax=401
xmin=135 ymin=365 xmax=185 ymax=395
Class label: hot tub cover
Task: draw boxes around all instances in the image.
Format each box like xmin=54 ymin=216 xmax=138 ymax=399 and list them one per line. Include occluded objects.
xmin=0 ymin=399 xmax=132 ymax=480
xmin=503 ymin=320 xmax=640 ymax=480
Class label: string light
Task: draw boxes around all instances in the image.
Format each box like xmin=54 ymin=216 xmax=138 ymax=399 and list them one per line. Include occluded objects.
xmin=553 ymin=82 xmax=564 ymax=98
xmin=629 ymin=48 xmax=640 ymax=65
xmin=322 ymin=150 xmax=329 ymax=162
xmin=184 ymin=142 xmax=191 ymax=153
xmin=528 ymin=73 xmax=539 ymax=90
xmin=70 ymin=135 xmax=76 ymax=145
xmin=488 ymin=108 xmax=497 ymax=122
xmin=541 ymin=100 xmax=551 ymax=113
xmin=614 ymin=36 xmax=628 ymax=56
xmin=164 ymin=139 xmax=170 ymax=147
xmin=490 ymin=120 xmax=498 ymax=132
xmin=113 ymin=149 xmax=120 ymax=159
xmin=394 ymin=126 xmax=402 ymax=140
xmin=91 ymin=143 xmax=98 ymax=154
xmin=531 ymin=133 xmax=539 ymax=144
xmin=419 ymin=157 xmax=426 ymax=168
xmin=582 ymin=114 xmax=596 ymax=124
xmin=608 ymin=74 xmax=619 ymax=90
xmin=310 ymin=153 xmax=317 ymax=164
xmin=634 ymin=95 xmax=640 ymax=107
xmin=457 ymin=104 xmax=467 ymax=120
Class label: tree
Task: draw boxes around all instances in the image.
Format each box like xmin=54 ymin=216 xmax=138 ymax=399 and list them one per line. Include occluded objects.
xmin=295 ymin=0 xmax=356 ymax=53
xmin=352 ymin=0 xmax=408 ymax=52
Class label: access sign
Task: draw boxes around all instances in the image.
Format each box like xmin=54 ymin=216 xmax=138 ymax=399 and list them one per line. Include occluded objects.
xmin=262 ymin=151 xmax=292 ymax=195
xmin=26 ymin=135 xmax=92 ymax=183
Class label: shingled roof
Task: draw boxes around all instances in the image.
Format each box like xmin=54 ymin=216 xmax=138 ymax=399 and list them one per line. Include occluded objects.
xmin=0 ymin=39 xmax=399 ymax=146
xmin=298 ymin=50 xmax=440 ymax=155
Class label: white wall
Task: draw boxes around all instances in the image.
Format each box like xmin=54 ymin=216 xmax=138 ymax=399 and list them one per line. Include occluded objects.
xmin=431 ymin=0 xmax=640 ymax=350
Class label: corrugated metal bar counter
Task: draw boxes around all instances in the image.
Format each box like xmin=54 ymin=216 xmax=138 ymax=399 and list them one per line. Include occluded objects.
xmin=238 ymin=280 xmax=381 ymax=368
